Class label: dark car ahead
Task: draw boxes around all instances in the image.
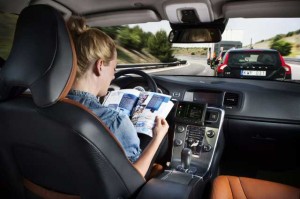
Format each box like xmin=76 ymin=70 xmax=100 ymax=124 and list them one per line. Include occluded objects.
xmin=216 ymin=49 xmax=292 ymax=80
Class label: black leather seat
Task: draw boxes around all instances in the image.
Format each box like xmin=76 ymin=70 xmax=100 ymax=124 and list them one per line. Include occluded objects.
xmin=0 ymin=5 xmax=145 ymax=199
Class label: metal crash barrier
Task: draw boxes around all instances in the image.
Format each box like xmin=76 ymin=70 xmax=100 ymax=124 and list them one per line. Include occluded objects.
xmin=117 ymin=60 xmax=187 ymax=70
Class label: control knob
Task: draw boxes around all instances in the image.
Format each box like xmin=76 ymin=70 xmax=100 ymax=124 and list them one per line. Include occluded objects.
xmin=203 ymin=144 xmax=212 ymax=152
xmin=206 ymin=130 xmax=215 ymax=138
xmin=174 ymin=139 xmax=183 ymax=146
xmin=177 ymin=125 xmax=185 ymax=133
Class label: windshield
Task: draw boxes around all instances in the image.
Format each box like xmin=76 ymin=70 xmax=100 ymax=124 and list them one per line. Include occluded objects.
xmin=1 ymin=14 xmax=299 ymax=82
xmin=97 ymin=18 xmax=300 ymax=82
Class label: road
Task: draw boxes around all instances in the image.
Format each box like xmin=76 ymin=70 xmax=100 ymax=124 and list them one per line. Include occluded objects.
xmin=145 ymin=55 xmax=300 ymax=80
xmin=147 ymin=55 xmax=214 ymax=76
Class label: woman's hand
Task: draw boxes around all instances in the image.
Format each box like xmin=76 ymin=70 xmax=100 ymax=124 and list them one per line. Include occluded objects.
xmin=133 ymin=116 xmax=169 ymax=177
xmin=153 ymin=116 xmax=169 ymax=140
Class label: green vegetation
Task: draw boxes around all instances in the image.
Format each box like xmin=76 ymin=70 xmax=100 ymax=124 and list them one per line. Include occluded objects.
xmin=0 ymin=12 xmax=18 ymax=59
xmin=148 ymin=30 xmax=175 ymax=62
xmin=99 ymin=26 xmax=122 ymax=40
xmin=270 ymin=40 xmax=292 ymax=56
xmin=116 ymin=47 xmax=134 ymax=63
xmin=250 ymin=29 xmax=300 ymax=57
xmin=172 ymin=47 xmax=207 ymax=56
xmin=100 ymin=26 xmax=175 ymax=63
xmin=117 ymin=26 xmax=145 ymax=51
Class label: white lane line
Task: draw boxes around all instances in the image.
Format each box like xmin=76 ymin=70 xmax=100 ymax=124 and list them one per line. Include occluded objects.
xmin=146 ymin=62 xmax=191 ymax=73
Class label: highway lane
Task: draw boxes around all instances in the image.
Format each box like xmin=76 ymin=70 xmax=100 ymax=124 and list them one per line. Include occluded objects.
xmin=148 ymin=55 xmax=215 ymax=76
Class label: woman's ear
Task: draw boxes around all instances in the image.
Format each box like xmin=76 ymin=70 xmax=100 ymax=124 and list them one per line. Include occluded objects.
xmin=94 ymin=59 xmax=103 ymax=76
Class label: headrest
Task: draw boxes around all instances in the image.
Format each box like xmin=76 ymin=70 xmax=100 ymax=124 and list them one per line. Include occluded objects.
xmin=0 ymin=5 xmax=76 ymax=107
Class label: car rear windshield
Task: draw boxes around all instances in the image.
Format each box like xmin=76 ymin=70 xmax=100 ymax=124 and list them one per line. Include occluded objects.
xmin=227 ymin=51 xmax=281 ymax=68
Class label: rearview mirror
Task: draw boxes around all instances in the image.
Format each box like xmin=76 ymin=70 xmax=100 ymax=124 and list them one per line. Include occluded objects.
xmin=169 ymin=28 xmax=221 ymax=43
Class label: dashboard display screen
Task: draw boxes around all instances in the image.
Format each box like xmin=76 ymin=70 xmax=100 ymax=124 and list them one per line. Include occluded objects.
xmin=175 ymin=102 xmax=207 ymax=124
xmin=192 ymin=91 xmax=223 ymax=106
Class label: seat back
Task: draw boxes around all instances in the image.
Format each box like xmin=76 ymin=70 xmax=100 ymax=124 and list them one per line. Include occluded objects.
xmin=0 ymin=5 xmax=144 ymax=199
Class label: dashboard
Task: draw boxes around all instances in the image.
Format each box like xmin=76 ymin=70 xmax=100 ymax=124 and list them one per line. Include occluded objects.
xmin=113 ymin=75 xmax=300 ymax=122
xmin=112 ymin=74 xmax=300 ymax=183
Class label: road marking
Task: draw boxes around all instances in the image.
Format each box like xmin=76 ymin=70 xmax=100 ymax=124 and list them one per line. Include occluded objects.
xmin=146 ymin=61 xmax=191 ymax=73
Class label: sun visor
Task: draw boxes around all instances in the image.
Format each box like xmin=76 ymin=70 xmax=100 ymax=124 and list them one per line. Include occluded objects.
xmin=164 ymin=1 xmax=214 ymax=24
xmin=223 ymin=1 xmax=300 ymax=18
xmin=30 ymin=0 xmax=72 ymax=20
xmin=86 ymin=10 xmax=161 ymax=27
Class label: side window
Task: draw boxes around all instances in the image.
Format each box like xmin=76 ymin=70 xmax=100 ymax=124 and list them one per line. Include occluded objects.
xmin=0 ymin=12 xmax=18 ymax=61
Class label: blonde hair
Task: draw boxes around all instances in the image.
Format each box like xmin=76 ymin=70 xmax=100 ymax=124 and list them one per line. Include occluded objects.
xmin=68 ymin=17 xmax=116 ymax=78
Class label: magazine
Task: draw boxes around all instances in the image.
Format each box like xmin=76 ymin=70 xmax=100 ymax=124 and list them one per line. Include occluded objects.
xmin=103 ymin=89 xmax=174 ymax=137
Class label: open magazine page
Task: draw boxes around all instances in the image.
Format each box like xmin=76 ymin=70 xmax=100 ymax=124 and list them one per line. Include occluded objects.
xmin=131 ymin=92 xmax=174 ymax=137
xmin=102 ymin=89 xmax=140 ymax=116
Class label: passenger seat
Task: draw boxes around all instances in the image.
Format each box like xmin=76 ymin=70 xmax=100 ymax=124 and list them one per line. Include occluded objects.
xmin=211 ymin=175 xmax=300 ymax=199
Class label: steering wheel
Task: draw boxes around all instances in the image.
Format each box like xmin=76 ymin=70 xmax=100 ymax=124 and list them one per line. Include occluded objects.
xmin=114 ymin=69 xmax=158 ymax=92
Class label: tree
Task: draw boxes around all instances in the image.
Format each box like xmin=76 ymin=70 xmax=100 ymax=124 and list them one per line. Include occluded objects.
xmin=270 ymin=40 xmax=292 ymax=56
xmin=273 ymin=34 xmax=283 ymax=42
xmin=98 ymin=26 xmax=122 ymax=40
xmin=117 ymin=26 xmax=148 ymax=51
xmin=286 ymin=31 xmax=294 ymax=37
xmin=147 ymin=30 xmax=175 ymax=62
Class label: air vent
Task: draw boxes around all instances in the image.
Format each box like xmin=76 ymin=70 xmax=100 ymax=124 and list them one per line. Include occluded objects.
xmin=223 ymin=92 xmax=239 ymax=108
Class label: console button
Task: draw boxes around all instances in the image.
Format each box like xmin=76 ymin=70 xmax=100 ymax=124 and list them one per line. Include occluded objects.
xmin=203 ymin=144 xmax=212 ymax=152
xmin=174 ymin=139 xmax=183 ymax=146
xmin=209 ymin=111 xmax=219 ymax=121
xmin=206 ymin=130 xmax=215 ymax=138
xmin=177 ymin=125 xmax=185 ymax=133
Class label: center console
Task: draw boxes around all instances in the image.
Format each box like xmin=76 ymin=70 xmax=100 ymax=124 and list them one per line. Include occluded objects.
xmin=137 ymin=101 xmax=225 ymax=199
xmin=170 ymin=101 xmax=224 ymax=177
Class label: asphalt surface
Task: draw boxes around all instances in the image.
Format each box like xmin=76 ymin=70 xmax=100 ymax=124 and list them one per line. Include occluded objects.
xmin=148 ymin=55 xmax=214 ymax=76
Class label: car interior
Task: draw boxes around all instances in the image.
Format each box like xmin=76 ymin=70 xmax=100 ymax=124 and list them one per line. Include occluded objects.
xmin=0 ymin=0 xmax=300 ymax=199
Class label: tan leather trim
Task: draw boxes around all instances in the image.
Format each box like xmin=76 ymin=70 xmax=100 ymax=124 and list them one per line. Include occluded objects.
xmin=147 ymin=163 xmax=164 ymax=180
xmin=62 ymin=98 xmax=145 ymax=178
xmin=211 ymin=175 xmax=300 ymax=199
xmin=58 ymin=23 xmax=78 ymax=101
xmin=23 ymin=178 xmax=80 ymax=199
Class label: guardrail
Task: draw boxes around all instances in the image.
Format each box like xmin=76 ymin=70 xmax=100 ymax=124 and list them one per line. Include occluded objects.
xmin=117 ymin=60 xmax=187 ymax=70
xmin=284 ymin=58 xmax=300 ymax=63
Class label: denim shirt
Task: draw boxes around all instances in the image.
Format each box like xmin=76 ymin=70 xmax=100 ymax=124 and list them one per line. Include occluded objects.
xmin=67 ymin=90 xmax=141 ymax=162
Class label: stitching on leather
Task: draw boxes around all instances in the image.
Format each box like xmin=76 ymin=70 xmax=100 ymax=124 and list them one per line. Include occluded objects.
xmin=238 ymin=177 xmax=248 ymax=199
xmin=226 ymin=176 xmax=234 ymax=199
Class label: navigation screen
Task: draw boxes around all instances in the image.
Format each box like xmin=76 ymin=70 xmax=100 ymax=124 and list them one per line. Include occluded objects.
xmin=188 ymin=105 xmax=203 ymax=118
xmin=175 ymin=102 xmax=207 ymax=124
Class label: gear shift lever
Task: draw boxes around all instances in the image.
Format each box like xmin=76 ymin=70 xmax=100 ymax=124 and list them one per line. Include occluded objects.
xmin=181 ymin=148 xmax=192 ymax=169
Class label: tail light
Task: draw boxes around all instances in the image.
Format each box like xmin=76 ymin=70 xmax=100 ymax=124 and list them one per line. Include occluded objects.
xmin=217 ymin=64 xmax=227 ymax=73
xmin=283 ymin=64 xmax=291 ymax=75
xmin=217 ymin=53 xmax=229 ymax=73
xmin=279 ymin=53 xmax=291 ymax=75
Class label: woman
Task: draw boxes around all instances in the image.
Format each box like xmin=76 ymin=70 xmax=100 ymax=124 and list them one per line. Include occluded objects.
xmin=67 ymin=17 xmax=169 ymax=177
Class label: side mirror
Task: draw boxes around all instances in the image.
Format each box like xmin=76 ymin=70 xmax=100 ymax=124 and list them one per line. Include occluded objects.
xmin=169 ymin=28 xmax=221 ymax=43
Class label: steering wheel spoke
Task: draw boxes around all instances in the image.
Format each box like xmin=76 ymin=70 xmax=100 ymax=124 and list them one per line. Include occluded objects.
xmin=114 ymin=69 xmax=158 ymax=92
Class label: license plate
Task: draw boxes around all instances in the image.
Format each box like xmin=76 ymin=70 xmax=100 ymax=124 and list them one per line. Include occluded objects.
xmin=241 ymin=70 xmax=266 ymax=76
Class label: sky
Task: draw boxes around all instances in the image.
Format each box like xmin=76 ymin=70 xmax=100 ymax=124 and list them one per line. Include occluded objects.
xmin=130 ymin=18 xmax=300 ymax=47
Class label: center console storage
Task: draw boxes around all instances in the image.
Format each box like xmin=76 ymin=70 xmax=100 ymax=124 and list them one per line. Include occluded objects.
xmin=137 ymin=101 xmax=225 ymax=199
xmin=137 ymin=171 xmax=205 ymax=199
